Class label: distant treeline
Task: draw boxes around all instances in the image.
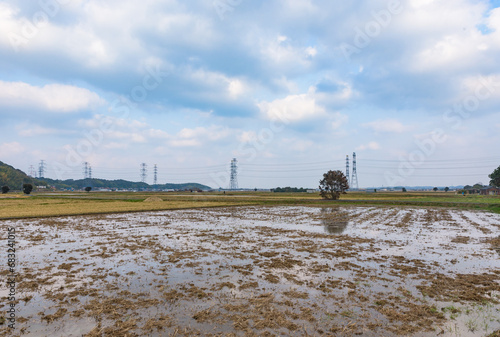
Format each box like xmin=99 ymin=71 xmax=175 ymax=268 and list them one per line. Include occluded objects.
xmin=40 ymin=178 xmax=211 ymax=191
xmin=0 ymin=161 xmax=211 ymax=191
xmin=273 ymin=187 xmax=307 ymax=193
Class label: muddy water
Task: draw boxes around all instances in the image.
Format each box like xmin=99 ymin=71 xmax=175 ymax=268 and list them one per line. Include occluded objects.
xmin=1 ymin=206 xmax=499 ymax=336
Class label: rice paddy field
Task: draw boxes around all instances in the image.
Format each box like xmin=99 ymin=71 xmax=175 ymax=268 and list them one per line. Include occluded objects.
xmin=0 ymin=191 xmax=499 ymax=219
xmin=1 ymin=196 xmax=499 ymax=336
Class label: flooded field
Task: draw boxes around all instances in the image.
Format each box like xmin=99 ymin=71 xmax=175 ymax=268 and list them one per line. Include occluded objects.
xmin=1 ymin=206 xmax=499 ymax=336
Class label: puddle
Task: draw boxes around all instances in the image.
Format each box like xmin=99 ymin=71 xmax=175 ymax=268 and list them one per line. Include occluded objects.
xmin=1 ymin=206 xmax=499 ymax=336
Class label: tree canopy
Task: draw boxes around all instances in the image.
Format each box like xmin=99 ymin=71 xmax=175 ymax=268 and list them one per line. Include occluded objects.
xmin=319 ymin=170 xmax=349 ymax=200
xmin=23 ymin=183 xmax=33 ymax=195
xmin=489 ymin=166 xmax=500 ymax=187
xmin=0 ymin=161 xmax=37 ymax=189
xmin=274 ymin=187 xmax=307 ymax=193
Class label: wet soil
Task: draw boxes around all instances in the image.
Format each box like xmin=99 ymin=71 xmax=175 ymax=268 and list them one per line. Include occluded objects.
xmin=1 ymin=206 xmax=499 ymax=336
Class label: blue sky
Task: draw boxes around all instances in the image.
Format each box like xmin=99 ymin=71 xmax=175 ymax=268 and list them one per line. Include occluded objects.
xmin=1 ymin=0 xmax=499 ymax=189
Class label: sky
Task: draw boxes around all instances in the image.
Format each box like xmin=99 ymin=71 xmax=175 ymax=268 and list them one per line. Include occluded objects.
xmin=0 ymin=0 xmax=500 ymax=189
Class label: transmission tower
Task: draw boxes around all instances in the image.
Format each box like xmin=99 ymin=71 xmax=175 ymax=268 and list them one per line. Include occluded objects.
xmin=82 ymin=162 xmax=92 ymax=187
xmin=229 ymin=158 xmax=238 ymax=190
xmin=140 ymin=163 xmax=148 ymax=183
xmin=345 ymin=155 xmax=350 ymax=185
xmin=29 ymin=165 xmax=36 ymax=177
xmin=83 ymin=162 xmax=89 ymax=179
xmin=153 ymin=164 xmax=158 ymax=186
xmin=38 ymin=160 xmax=46 ymax=178
xmin=88 ymin=165 xmax=92 ymax=188
xmin=351 ymin=152 xmax=359 ymax=190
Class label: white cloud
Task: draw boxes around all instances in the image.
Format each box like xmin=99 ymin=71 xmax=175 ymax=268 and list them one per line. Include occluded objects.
xmin=363 ymin=119 xmax=410 ymax=133
xmin=272 ymin=77 xmax=300 ymax=94
xmin=277 ymin=35 xmax=288 ymax=43
xmin=147 ymin=129 xmax=170 ymax=139
xmin=1 ymin=0 xmax=500 ymax=189
xmin=16 ymin=124 xmax=70 ymax=137
xmin=459 ymin=74 xmax=500 ymax=103
xmin=103 ymin=142 xmax=129 ymax=150
xmin=79 ymin=115 xmax=149 ymax=130
xmin=256 ymin=33 xmax=316 ymax=70
xmin=283 ymin=138 xmax=314 ymax=152
xmin=400 ymin=0 xmax=499 ymax=73
xmin=106 ymin=131 xmax=146 ymax=143
xmin=185 ymin=67 xmax=250 ymax=101
xmin=330 ymin=113 xmax=348 ymax=130
xmin=174 ymin=126 xmax=230 ymax=145
xmin=238 ymin=131 xmax=257 ymax=143
xmin=0 ymin=81 xmax=104 ymax=113
xmin=227 ymin=79 xmax=245 ymax=98
xmin=356 ymin=142 xmax=380 ymax=151
xmin=305 ymin=46 xmax=317 ymax=57
xmin=258 ymin=88 xmax=327 ymax=122
xmin=0 ymin=142 xmax=25 ymax=157
xmin=77 ymin=114 xmax=232 ymax=150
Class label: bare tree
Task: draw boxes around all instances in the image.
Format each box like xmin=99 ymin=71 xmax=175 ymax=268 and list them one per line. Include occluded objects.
xmin=319 ymin=170 xmax=349 ymax=200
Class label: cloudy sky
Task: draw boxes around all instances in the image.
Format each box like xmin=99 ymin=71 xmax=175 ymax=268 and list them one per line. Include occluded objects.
xmin=1 ymin=0 xmax=500 ymax=189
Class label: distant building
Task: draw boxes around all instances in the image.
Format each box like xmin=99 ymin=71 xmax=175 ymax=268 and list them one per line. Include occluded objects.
xmin=480 ymin=186 xmax=500 ymax=196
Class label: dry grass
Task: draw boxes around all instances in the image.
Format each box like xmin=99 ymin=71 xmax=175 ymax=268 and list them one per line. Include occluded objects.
xmin=0 ymin=190 xmax=499 ymax=219
xmin=0 ymin=197 xmax=242 ymax=219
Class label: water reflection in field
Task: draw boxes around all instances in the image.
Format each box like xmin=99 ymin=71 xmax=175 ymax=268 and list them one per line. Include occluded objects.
xmin=0 ymin=206 xmax=499 ymax=336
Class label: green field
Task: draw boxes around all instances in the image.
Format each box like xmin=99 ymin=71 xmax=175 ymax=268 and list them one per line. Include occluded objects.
xmin=1 ymin=190 xmax=499 ymax=219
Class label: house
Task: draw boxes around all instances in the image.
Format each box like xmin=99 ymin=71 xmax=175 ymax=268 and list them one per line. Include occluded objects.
xmin=480 ymin=186 xmax=500 ymax=196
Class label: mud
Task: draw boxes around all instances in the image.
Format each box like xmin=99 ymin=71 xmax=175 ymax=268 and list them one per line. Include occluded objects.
xmin=0 ymin=206 xmax=499 ymax=336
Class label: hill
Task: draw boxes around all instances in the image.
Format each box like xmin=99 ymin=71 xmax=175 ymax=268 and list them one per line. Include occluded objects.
xmin=0 ymin=161 xmax=40 ymax=189
xmin=0 ymin=161 xmax=210 ymax=191
xmin=41 ymin=177 xmax=211 ymax=191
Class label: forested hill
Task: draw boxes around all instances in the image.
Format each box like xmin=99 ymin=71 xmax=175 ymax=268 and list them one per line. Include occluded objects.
xmin=0 ymin=161 xmax=39 ymax=189
xmin=41 ymin=177 xmax=211 ymax=191
xmin=0 ymin=161 xmax=211 ymax=191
